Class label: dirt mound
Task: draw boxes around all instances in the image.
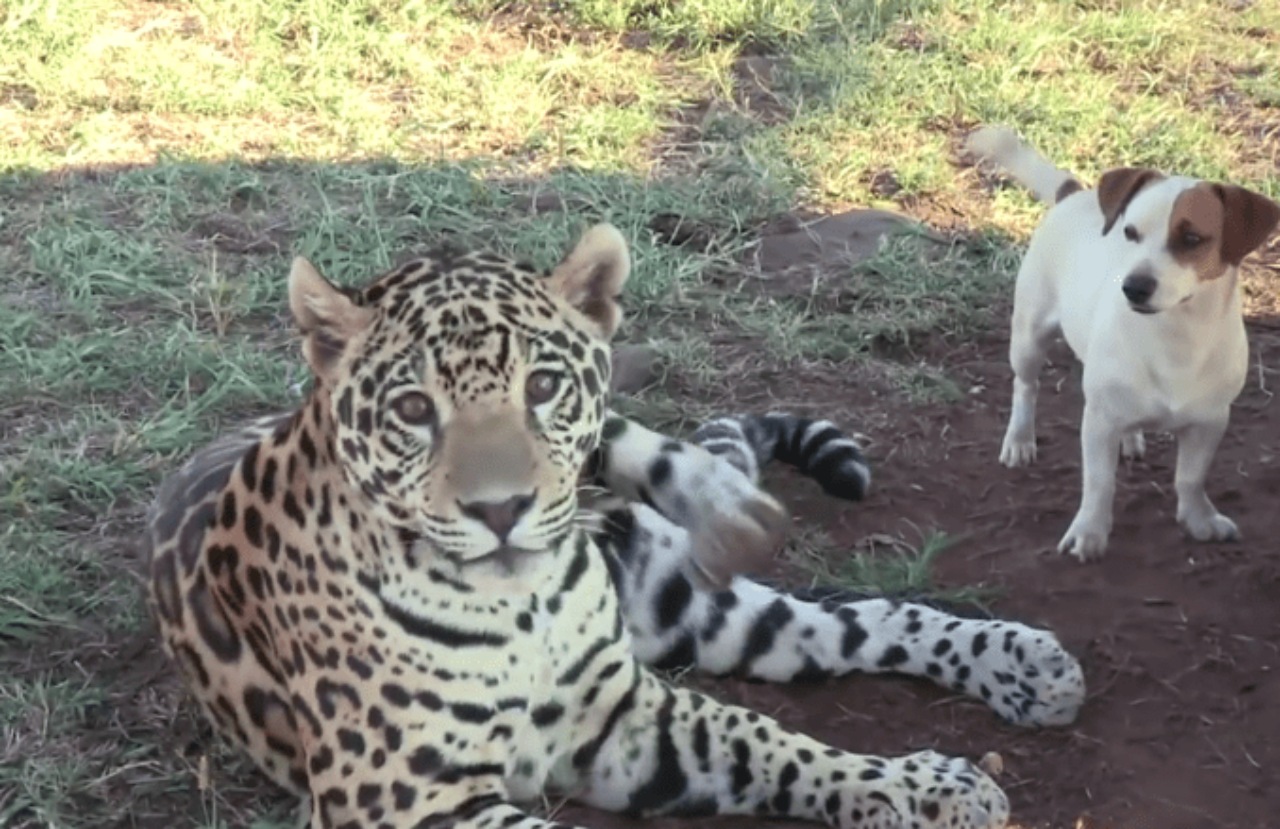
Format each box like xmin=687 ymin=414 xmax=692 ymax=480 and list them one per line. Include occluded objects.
xmin=747 ymin=208 xmax=932 ymax=275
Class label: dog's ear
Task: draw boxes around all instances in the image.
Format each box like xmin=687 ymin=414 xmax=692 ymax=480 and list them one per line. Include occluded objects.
xmin=1098 ymin=167 xmax=1164 ymax=236
xmin=1212 ymin=184 xmax=1280 ymax=266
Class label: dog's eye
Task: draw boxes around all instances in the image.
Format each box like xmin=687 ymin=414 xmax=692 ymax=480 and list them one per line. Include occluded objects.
xmin=525 ymin=371 xmax=561 ymax=407
xmin=1181 ymin=231 xmax=1203 ymax=248
xmin=1123 ymin=225 xmax=1141 ymax=243
xmin=392 ymin=391 xmax=436 ymax=427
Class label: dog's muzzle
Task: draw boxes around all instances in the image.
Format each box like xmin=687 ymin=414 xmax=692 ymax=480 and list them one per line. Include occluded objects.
xmin=1121 ymin=272 xmax=1158 ymax=314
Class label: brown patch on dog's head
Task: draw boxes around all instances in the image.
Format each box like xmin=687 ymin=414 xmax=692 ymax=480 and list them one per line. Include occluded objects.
xmin=1166 ymin=183 xmax=1280 ymax=279
xmin=1167 ymin=184 xmax=1228 ymax=281
xmin=1055 ymin=178 xmax=1083 ymax=203
xmin=1212 ymin=183 xmax=1280 ymax=266
xmin=1098 ymin=167 xmax=1166 ymax=235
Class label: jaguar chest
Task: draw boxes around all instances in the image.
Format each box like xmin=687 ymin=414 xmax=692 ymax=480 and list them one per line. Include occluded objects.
xmin=254 ymin=516 xmax=634 ymax=795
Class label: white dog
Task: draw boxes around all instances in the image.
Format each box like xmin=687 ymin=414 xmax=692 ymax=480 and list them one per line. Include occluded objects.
xmin=966 ymin=126 xmax=1280 ymax=560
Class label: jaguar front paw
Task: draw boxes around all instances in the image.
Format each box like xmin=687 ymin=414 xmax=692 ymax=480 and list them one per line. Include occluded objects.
xmin=845 ymin=750 xmax=1010 ymax=829
xmin=969 ymin=624 xmax=1086 ymax=727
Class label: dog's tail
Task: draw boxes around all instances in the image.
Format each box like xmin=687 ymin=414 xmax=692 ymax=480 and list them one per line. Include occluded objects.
xmin=965 ymin=126 xmax=1083 ymax=205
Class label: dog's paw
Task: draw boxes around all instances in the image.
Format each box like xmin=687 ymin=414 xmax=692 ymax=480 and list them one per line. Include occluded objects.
xmin=999 ymin=434 xmax=1037 ymax=467
xmin=1120 ymin=430 xmax=1145 ymax=460
xmin=1179 ymin=509 xmax=1240 ymax=543
xmin=864 ymin=750 xmax=1011 ymax=829
xmin=1057 ymin=516 xmax=1110 ymax=561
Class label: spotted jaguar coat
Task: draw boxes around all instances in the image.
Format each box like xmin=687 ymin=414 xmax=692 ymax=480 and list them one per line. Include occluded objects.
xmin=145 ymin=224 xmax=1085 ymax=829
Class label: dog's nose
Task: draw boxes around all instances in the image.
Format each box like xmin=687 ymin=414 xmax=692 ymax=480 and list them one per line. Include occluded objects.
xmin=458 ymin=493 xmax=535 ymax=541
xmin=1121 ymin=273 xmax=1157 ymax=305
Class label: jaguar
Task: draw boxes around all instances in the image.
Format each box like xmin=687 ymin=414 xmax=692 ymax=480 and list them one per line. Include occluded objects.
xmin=144 ymin=223 xmax=1086 ymax=829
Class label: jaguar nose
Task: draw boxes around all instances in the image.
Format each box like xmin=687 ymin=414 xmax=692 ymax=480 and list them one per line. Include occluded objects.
xmin=458 ymin=493 xmax=535 ymax=541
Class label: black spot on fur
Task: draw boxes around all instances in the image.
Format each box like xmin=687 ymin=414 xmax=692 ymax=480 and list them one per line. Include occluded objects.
xmin=381 ymin=683 xmax=411 ymax=708
xmin=357 ymin=783 xmax=382 ymax=809
xmin=625 ymin=692 xmax=687 ymax=814
xmin=832 ymin=607 xmax=867 ymax=657
xmin=737 ymin=599 xmax=794 ymax=670
xmin=730 ymin=739 xmax=753 ymax=794
xmin=655 ymin=572 xmax=693 ymax=629
xmin=648 ymin=456 xmax=672 ymax=488
xmin=242 ymin=505 xmax=264 ymax=548
xmin=309 ymin=745 xmax=334 ymax=774
xmin=771 ymin=761 xmax=799 ymax=814
xmin=531 ymin=702 xmax=565 ymax=727
xmin=692 ymin=717 xmax=710 ymax=767
xmin=239 ymin=444 xmax=259 ymax=490
xmin=408 ymin=745 xmax=443 ymax=776
xmin=450 ymin=703 xmax=494 ymax=724
xmin=392 ymin=781 xmax=416 ymax=811
xmin=315 ymin=678 xmax=360 ymax=717
xmin=600 ymin=416 xmax=627 ymax=443
xmin=877 ymin=645 xmax=909 ymax=668
xmin=299 ymin=429 xmax=318 ymax=468
xmin=345 ymin=654 xmax=373 ymax=680
xmin=338 ymin=728 xmax=366 ymax=756
xmin=219 ymin=491 xmax=237 ymax=528
xmin=377 ymin=595 xmax=509 ymax=648
xmin=282 ymin=491 xmax=306 ymax=527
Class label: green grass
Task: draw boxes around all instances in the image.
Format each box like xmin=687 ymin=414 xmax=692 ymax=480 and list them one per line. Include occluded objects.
xmin=2 ymin=0 xmax=1278 ymax=825
xmin=785 ymin=525 xmax=1000 ymax=611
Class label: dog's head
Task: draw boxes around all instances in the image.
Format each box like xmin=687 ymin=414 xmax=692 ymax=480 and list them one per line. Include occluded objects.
xmin=1097 ymin=168 xmax=1280 ymax=314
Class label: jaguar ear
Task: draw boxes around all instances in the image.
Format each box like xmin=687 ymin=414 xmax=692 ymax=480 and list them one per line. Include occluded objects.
xmin=288 ymin=257 xmax=373 ymax=380
xmin=547 ymin=223 xmax=630 ymax=339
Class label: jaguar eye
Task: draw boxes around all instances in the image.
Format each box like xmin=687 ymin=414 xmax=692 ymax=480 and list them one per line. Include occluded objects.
xmin=392 ymin=392 xmax=436 ymax=426
xmin=525 ymin=371 xmax=561 ymax=407
xmin=1123 ymin=225 xmax=1140 ymax=243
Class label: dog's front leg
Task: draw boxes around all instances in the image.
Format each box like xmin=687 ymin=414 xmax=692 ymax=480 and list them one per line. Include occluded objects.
xmin=1174 ymin=416 xmax=1239 ymax=543
xmin=1000 ymin=309 xmax=1053 ymax=467
xmin=1059 ymin=402 xmax=1122 ymax=560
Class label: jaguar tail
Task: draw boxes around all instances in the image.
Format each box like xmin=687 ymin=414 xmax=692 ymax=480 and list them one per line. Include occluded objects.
xmin=691 ymin=412 xmax=870 ymax=501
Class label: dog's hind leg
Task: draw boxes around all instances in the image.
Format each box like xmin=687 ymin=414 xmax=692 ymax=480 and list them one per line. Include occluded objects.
xmin=1001 ymin=289 xmax=1056 ymax=468
xmin=1174 ymin=416 xmax=1239 ymax=543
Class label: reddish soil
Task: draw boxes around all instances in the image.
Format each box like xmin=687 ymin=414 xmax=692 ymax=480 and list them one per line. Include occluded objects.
xmin=561 ymin=322 xmax=1280 ymax=829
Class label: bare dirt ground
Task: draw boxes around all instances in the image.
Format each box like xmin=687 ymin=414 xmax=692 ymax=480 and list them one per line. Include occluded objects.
xmin=781 ymin=328 xmax=1279 ymax=829
xmin=564 ymin=334 xmax=1280 ymax=829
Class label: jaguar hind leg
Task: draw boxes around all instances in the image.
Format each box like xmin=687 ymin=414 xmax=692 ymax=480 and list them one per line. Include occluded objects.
xmin=602 ymin=503 xmax=1085 ymax=728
